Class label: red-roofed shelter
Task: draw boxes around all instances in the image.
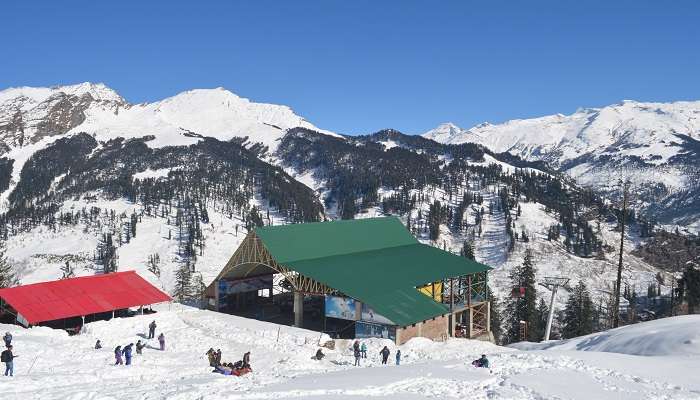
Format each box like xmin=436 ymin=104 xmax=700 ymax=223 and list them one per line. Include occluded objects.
xmin=0 ymin=271 xmax=171 ymax=327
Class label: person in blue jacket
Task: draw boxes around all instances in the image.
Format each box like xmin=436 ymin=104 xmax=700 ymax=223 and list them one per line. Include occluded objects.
xmin=395 ymin=349 xmax=401 ymax=365
xmin=123 ymin=343 xmax=134 ymax=365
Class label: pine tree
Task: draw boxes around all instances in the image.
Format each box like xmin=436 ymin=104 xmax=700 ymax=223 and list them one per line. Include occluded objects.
xmin=0 ymin=241 xmax=17 ymax=288
xmin=562 ymin=281 xmax=595 ymax=338
xmin=681 ymin=263 xmax=700 ymax=314
xmin=191 ymin=273 xmax=207 ymax=307
xmin=460 ymin=240 xmax=475 ymax=261
xmin=147 ymin=253 xmax=161 ymax=278
xmin=505 ymin=249 xmax=538 ymax=343
xmin=172 ymin=262 xmax=193 ymax=302
xmin=533 ymin=298 xmax=549 ymax=341
xmin=488 ymin=288 xmax=503 ymax=344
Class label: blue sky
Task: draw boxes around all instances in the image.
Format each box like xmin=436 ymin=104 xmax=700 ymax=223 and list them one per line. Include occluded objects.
xmin=2 ymin=1 xmax=699 ymax=134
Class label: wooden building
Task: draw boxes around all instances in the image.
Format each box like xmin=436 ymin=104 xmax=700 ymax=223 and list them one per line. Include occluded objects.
xmin=205 ymin=217 xmax=491 ymax=344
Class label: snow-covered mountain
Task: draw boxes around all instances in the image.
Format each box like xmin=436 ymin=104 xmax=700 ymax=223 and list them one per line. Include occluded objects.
xmin=424 ymin=101 xmax=700 ymax=231
xmin=0 ymin=83 xmax=691 ymax=323
xmin=0 ymin=82 xmax=336 ymax=154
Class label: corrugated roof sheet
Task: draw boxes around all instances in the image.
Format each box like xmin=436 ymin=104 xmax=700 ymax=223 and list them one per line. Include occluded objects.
xmin=0 ymin=271 xmax=171 ymax=325
xmin=254 ymin=217 xmax=490 ymax=326
xmin=255 ymin=217 xmax=417 ymax=263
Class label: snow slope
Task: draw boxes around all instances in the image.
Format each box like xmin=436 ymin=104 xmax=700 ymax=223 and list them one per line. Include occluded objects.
xmin=1 ymin=304 xmax=699 ymax=399
xmin=510 ymin=314 xmax=700 ymax=357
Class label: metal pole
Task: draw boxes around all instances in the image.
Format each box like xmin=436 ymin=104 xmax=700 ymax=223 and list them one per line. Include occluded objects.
xmin=544 ymin=286 xmax=558 ymax=341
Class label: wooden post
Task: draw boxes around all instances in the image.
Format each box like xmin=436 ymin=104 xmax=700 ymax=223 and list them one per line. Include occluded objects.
xmin=449 ymin=278 xmax=454 ymax=336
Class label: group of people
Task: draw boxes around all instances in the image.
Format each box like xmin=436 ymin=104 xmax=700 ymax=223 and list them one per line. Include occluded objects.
xmin=351 ymin=341 xmax=401 ymax=366
xmin=2 ymin=332 xmax=17 ymax=377
xmin=209 ymin=350 xmax=252 ymax=376
xmin=96 ymin=320 xmax=166 ymax=367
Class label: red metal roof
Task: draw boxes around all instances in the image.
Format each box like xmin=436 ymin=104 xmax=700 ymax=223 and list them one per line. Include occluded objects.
xmin=0 ymin=271 xmax=171 ymax=325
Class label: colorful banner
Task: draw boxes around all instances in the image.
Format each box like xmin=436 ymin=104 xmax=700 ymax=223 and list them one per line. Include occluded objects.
xmin=355 ymin=321 xmax=396 ymax=341
xmin=218 ymin=275 xmax=273 ymax=295
xmin=324 ymin=295 xmax=357 ymax=320
xmin=361 ymin=303 xmax=394 ymax=325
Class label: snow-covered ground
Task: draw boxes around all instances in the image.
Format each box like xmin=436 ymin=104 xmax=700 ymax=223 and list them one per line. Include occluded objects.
xmin=1 ymin=305 xmax=699 ymax=399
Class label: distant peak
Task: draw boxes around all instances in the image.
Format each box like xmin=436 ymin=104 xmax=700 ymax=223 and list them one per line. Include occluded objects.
xmin=0 ymin=81 xmax=125 ymax=105
xmin=424 ymin=122 xmax=463 ymax=137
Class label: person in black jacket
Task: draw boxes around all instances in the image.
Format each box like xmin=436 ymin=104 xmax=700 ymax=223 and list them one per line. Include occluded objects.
xmin=1 ymin=345 xmax=17 ymax=376
xmin=148 ymin=321 xmax=157 ymax=339
xmin=380 ymin=346 xmax=390 ymax=365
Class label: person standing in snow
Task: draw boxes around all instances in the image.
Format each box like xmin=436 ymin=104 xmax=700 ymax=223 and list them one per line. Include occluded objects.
xmin=1 ymin=345 xmax=17 ymax=376
xmin=395 ymin=349 xmax=401 ymax=365
xmin=360 ymin=342 xmax=367 ymax=359
xmin=158 ymin=333 xmax=165 ymax=351
xmin=3 ymin=332 xmax=11 ymax=348
xmin=380 ymin=346 xmax=390 ymax=365
xmin=242 ymin=351 xmax=251 ymax=368
xmin=123 ymin=343 xmax=134 ymax=365
xmin=148 ymin=321 xmax=157 ymax=339
xmin=136 ymin=340 xmax=145 ymax=355
xmin=114 ymin=346 xmax=123 ymax=365
xmin=353 ymin=345 xmax=361 ymax=366
xmin=95 ymin=340 xmax=102 ymax=349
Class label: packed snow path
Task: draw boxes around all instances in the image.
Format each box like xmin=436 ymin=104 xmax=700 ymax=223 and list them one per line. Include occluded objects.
xmin=1 ymin=305 xmax=699 ymax=399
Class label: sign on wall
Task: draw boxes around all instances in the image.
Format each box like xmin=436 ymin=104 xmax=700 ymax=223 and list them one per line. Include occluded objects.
xmin=361 ymin=303 xmax=394 ymax=325
xmin=355 ymin=321 xmax=396 ymax=341
xmin=324 ymin=295 xmax=358 ymax=320
xmin=218 ymin=275 xmax=273 ymax=295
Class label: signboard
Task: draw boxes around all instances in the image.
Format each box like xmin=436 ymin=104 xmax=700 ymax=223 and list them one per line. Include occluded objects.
xmin=355 ymin=321 xmax=396 ymax=341
xmin=361 ymin=303 xmax=394 ymax=325
xmin=324 ymin=295 xmax=358 ymax=320
xmin=218 ymin=275 xmax=273 ymax=295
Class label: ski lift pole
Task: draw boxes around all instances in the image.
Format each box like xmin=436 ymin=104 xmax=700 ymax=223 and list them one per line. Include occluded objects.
xmin=544 ymin=285 xmax=558 ymax=341
xmin=540 ymin=276 xmax=569 ymax=341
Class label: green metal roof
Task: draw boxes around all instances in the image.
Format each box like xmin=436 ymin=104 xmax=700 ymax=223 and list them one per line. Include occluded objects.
xmin=254 ymin=217 xmax=491 ymax=326
xmin=255 ymin=217 xmax=417 ymax=263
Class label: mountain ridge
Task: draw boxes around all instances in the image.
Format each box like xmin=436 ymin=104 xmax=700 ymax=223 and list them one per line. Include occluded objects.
xmin=423 ymin=99 xmax=700 ymax=231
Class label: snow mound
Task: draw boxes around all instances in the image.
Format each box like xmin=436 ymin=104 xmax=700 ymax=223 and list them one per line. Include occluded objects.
xmin=510 ymin=315 xmax=700 ymax=357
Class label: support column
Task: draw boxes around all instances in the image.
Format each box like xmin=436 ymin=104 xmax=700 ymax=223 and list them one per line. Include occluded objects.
xmin=293 ymin=291 xmax=304 ymax=328
xmin=486 ymin=301 xmax=491 ymax=333
xmin=214 ymin=281 xmax=220 ymax=312
xmin=468 ymin=308 xmax=474 ymax=338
